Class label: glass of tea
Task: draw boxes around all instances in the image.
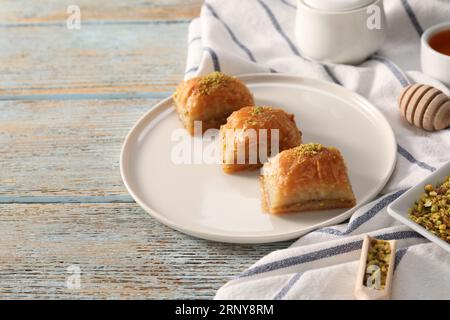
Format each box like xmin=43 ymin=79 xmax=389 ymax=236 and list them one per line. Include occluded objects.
xmin=421 ymin=22 xmax=450 ymax=87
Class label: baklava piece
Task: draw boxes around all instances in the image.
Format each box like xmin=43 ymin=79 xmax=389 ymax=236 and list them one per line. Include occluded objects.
xmin=221 ymin=106 xmax=302 ymax=173
xmin=260 ymin=143 xmax=356 ymax=214
xmin=173 ymin=72 xmax=254 ymax=135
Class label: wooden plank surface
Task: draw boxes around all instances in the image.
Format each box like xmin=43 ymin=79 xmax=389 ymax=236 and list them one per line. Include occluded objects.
xmin=0 ymin=203 xmax=290 ymax=299
xmin=0 ymin=23 xmax=189 ymax=96
xmin=0 ymin=0 xmax=203 ymax=24
xmin=0 ymin=0 xmax=203 ymax=97
xmin=0 ymin=98 xmax=159 ymax=198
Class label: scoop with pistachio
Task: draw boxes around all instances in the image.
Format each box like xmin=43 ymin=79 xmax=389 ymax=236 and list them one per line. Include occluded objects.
xmin=364 ymin=239 xmax=391 ymax=290
xmin=408 ymin=176 xmax=450 ymax=243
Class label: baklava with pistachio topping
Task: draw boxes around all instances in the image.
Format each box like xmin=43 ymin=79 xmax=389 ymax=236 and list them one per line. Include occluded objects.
xmin=260 ymin=143 xmax=356 ymax=214
xmin=220 ymin=106 xmax=302 ymax=173
xmin=173 ymin=72 xmax=254 ymax=135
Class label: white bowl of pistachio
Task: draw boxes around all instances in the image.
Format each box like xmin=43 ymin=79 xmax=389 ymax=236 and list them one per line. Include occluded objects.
xmin=388 ymin=161 xmax=450 ymax=253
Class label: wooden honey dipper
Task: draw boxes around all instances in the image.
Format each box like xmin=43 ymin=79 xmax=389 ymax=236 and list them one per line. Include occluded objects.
xmin=398 ymin=84 xmax=450 ymax=131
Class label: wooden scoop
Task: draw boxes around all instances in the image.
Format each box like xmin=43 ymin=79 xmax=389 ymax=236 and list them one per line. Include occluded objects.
xmin=398 ymin=84 xmax=450 ymax=131
xmin=354 ymin=235 xmax=397 ymax=300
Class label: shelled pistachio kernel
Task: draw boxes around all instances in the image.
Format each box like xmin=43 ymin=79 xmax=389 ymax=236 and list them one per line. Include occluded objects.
xmin=409 ymin=176 xmax=450 ymax=243
xmin=364 ymin=239 xmax=391 ymax=290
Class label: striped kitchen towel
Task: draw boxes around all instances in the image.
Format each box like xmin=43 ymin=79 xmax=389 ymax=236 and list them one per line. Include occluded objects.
xmin=184 ymin=0 xmax=450 ymax=299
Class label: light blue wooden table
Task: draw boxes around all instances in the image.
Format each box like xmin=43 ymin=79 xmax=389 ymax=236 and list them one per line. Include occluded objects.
xmin=0 ymin=0 xmax=290 ymax=299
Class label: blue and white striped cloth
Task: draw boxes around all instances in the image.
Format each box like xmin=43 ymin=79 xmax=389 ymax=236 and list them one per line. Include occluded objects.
xmin=184 ymin=0 xmax=450 ymax=299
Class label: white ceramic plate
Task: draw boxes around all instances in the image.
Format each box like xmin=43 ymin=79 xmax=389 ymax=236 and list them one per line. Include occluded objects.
xmin=120 ymin=74 xmax=397 ymax=243
xmin=388 ymin=161 xmax=450 ymax=253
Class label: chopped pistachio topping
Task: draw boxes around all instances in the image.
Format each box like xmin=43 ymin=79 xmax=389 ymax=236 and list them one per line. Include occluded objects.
xmin=292 ymin=143 xmax=323 ymax=156
xmin=198 ymin=71 xmax=233 ymax=95
xmin=246 ymin=106 xmax=274 ymax=126
xmin=250 ymin=106 xmax=265 ymax=115
xmin=409 ymin=176 xmax=450 ymax=243
xmin=250 ymin=106 xmax=274 ymax=116
xmin=364 ymin=239 xmax=391 ymax=290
